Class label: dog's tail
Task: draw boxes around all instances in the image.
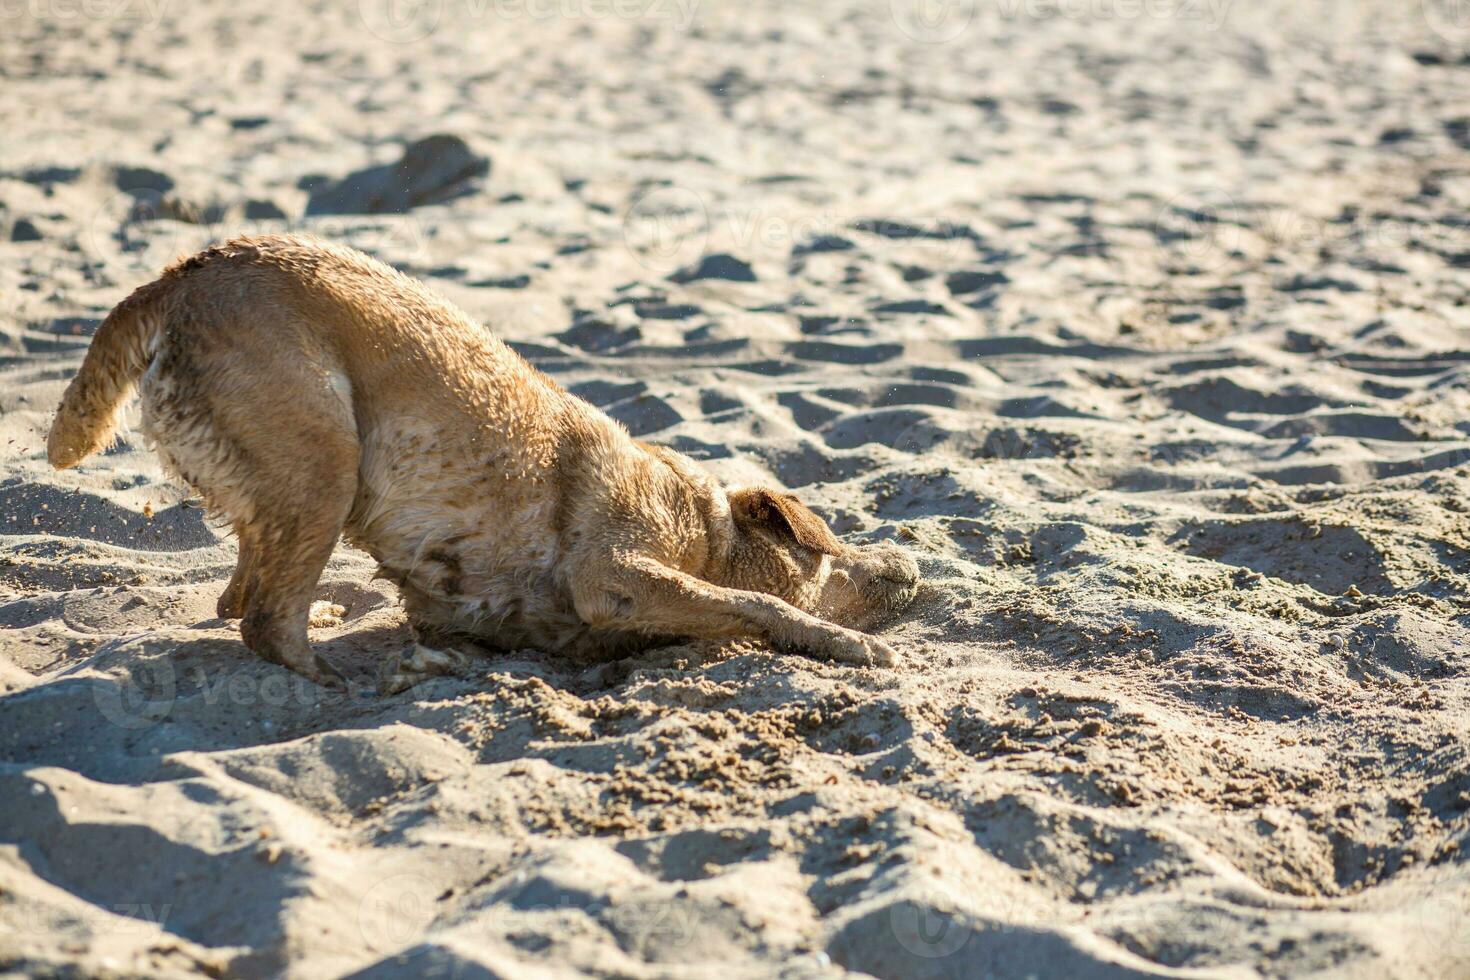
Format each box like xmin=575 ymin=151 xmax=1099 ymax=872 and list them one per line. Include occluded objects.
xmin=47 ymin=279 xmax=171 ymax=469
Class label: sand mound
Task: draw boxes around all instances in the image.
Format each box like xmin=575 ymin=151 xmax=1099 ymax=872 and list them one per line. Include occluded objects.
xmin=306 ymin=135 xmax=491 ymax=216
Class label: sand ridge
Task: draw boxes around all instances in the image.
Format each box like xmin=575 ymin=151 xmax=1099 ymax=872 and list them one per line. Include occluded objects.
xmin=2 ymin=1 xmax=1470 ymax=976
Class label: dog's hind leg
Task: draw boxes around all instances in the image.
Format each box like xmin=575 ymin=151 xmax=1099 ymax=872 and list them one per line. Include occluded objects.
xmin=143 ymin=326 xmax=359 ymax=686
xmin=216 ymin=522 xmax=258 ymax=619
xmin=231 ymin=382 xmax=358 ymax=686
xmin=238 ymin=479 xmax=355 ymax=686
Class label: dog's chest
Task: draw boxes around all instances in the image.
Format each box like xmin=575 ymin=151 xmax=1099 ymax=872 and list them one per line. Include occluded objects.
xmin=418 ymin=508 xmax=570 ymax=633
xmin=350 ymin=423 xmax=580 ymax=642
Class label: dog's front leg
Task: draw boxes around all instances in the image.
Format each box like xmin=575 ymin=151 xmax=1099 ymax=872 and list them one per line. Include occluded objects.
xmin=574 ymin=556 xmax=897 ymax=667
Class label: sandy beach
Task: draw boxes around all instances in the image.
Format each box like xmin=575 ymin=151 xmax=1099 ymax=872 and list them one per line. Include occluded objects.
xmin=3 ymin=1 xmax=1470 ymax=976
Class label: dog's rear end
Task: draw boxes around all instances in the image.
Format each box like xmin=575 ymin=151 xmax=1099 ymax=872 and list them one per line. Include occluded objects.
xmin=49 ymin=239 xmax=363 ymax=684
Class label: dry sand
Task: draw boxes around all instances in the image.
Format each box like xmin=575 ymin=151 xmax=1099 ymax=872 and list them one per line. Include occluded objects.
xmin=3 ymin=1 xmax=1470 ymax=976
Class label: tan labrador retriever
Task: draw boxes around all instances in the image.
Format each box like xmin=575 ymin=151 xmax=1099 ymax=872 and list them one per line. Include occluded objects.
xmin=47 ymin=235 xmax=919 ymax=687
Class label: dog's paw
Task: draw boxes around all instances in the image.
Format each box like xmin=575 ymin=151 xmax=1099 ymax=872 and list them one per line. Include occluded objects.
xmin=851 ymin=633 xmax=899 ymax=668
xmin=864 ymin=634 xmax=900 ymax=668
xmin=807 ymin=628 xmax=899 ymax=668
xmin=257 ymin=641 xmax=348 ymax=689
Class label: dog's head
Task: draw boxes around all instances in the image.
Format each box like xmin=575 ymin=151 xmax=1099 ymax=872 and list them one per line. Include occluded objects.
xmin=717 ymin=487 xmax=920 ymax=630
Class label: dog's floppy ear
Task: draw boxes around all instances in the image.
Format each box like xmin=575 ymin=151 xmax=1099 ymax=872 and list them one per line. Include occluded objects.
xmin=731 ymin=488 xmax=844 ymax=556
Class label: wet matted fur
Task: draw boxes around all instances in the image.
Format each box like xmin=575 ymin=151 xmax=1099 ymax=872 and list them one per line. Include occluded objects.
xmin=48 ymin=235 xmax=920 ymax=686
